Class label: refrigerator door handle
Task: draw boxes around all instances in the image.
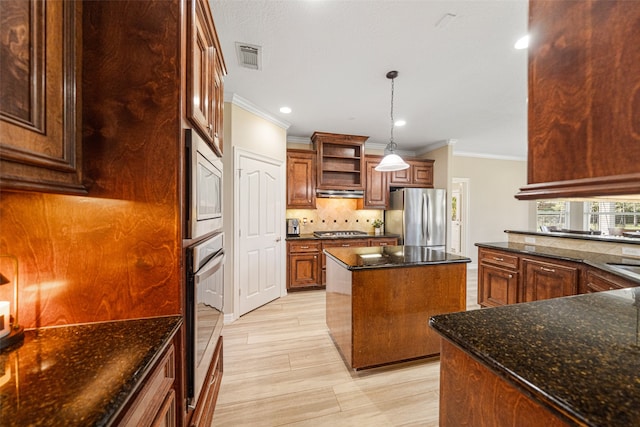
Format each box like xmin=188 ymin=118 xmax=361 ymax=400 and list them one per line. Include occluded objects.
xmin=423 ymin=193 xmax=429 ymax=243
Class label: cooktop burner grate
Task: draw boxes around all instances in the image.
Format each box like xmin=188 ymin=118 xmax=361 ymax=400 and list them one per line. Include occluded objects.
xmin=313 ymin=230 xmax=369 ymax=237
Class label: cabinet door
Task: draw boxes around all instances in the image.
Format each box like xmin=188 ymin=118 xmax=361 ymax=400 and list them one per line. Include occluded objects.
xmin=187 ymin=0 xmax=215 ymax=146
xmin=211 ymin=54 xmax=225 ymax=154
xmin=522 ymin=258 xmax=579 ymax=302
xmin=581 ymin=268 xmax=637 ymax=294
xmin=0 ymin=1 xmax=85 ymax=194
xmin=286 ymin=150 xmax=316 ymax=208
xmin=360 ymin=156 xmax=388 ymax=209
xmin=288 ymin=253 xmax=319 ymax=288
xmin=411 ymin=160 xmax=434 ymax=187
xmin=390 ymin=167 xmax=411 ymax=185
xmin=478 ymin=263 xmax=519 ymax=307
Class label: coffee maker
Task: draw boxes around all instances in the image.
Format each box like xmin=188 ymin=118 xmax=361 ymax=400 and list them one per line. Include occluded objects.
xmin=286 ymin=218 xmax=300 ymax=236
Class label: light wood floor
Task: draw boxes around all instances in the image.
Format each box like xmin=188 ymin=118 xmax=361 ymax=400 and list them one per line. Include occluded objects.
xmin=212 ymin=269 xmax=479 ymax=426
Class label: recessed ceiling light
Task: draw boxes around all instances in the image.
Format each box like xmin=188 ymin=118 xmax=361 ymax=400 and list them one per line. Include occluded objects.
xmin=280 ymin=106 xmax=292 ymax=114
xmin=395 ymin=120 xmax=406 ymax=127
xmin=515 ymin=35 xmax=530 ymax=50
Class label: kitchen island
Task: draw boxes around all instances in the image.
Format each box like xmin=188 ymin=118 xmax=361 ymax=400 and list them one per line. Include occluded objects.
xmin=324 ymin=245 xmax=470 ymax=369
xmin=430 ymin=289 xmax=640 ymax=426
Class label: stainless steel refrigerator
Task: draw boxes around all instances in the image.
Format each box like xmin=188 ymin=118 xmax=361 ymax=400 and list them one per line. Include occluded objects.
xmin=384 ymin=188 xmax=447 ymax=247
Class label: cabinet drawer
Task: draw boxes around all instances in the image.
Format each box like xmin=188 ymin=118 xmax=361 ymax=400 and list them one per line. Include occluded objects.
xmin=288 ymin=241 xmax=320 ymax=253
xmin=369 ymin=238 xmax=397 ymax=247
xmin=479 ymin=249 xmax=518 ymax=270
xmin=583 ymin=269 xmax=637 ymax=293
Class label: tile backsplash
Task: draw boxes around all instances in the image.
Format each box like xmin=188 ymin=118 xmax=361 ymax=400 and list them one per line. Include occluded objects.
xmin=286 ymin=198 xmax=384 ymax=234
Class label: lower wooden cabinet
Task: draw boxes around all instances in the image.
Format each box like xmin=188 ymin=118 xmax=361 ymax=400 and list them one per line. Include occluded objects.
xmin=521 ymin=258 xmax=579 ymax=302
xmin=287 ymin=237 xmax=398 ymax=289
xmin=581 ymin=267 xmax=638 ymax=293
xmin=188 ymin=336 xmax=223 ymax=427
xmin=119 ymin=343 xmax=177 ymax=427
xmin=479 ymin=263 xmax=519 ymax=308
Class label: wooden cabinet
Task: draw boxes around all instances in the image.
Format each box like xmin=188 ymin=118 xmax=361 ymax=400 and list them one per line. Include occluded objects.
xmin=287 ymin=237 xmax=398 ymax=289
xmin=287 ymin=240 xmax=321 ymax=289
xmin=0 ymin=1 xmax=85 ymax=195
xmin=522 ymin=258 xmax=579 ymax=302
xmin=187 ymin=0 xmax=226 ymax=154
xmin=517 ymin=0 xmax=640 ymax=200
xmin=389 ymin=159 xmax=434 ymax=188
xmin=286 ymin=150 xmax=316 ymax=208
xmin=119 ymin=343 xmax=177 ymax=427
xmin=478 ymin=248 xmax=519 ymax=308
xmin=312 ymin=132 xmax=367 ymax=190
xmin=188 ymin=337 xmax=223 ymax=427
xmin=580 ymin=267 xmax=638 ymax=294
xmin=358 ymin=156 xmax=388 ymax=209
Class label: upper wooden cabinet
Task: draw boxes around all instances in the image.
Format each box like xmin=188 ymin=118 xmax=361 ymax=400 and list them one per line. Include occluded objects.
xmin=0 ymin=1 xmax=85 ymax=194
xmin=287 ymin=149 xmax=316 ymax=209
xmin=187 ymin=0 xmax=226 ymax=155
xmin=312 ymin=132 xmax=368 ymax=191
xmin=358 ymin=156 xmax=388 ymax=209
xmin=389 ymin=159 xmax=434 ymax=188
xmin=517 ymin=0 xmax=640 ymax=200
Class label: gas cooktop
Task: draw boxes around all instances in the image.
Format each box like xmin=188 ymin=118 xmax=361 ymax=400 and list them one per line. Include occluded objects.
xmin=313 ymin=230 xmax=369 ymax=238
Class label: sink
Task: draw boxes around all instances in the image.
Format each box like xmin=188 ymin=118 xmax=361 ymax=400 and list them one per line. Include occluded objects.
xmin=606 ymin=263 xmax=640 ymax=278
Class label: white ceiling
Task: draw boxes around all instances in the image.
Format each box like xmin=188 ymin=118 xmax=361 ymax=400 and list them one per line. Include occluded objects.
xmin=210 ymin=0 xmax=529 ymax=159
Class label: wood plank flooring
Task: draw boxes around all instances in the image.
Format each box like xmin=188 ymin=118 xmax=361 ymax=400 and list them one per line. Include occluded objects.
xmin=212 ymin=269 xmax=479 ymax=426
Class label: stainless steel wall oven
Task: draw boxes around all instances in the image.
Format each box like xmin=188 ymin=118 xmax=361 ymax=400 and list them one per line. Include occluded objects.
xmin=186 ymin=231 xmax=224 ymax=410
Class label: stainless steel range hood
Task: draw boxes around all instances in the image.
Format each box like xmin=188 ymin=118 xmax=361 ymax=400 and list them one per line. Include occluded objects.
xmin=316 ymin=189 xmax=364 ymax=199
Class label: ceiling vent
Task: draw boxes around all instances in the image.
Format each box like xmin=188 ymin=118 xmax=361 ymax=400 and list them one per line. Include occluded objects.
xmin=235 ymin=43 xmax=262 ymax=70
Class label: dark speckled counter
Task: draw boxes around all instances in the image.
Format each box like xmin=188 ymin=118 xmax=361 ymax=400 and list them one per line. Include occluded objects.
xmin=0 ymin=316 xmax=182 ymax=426
xmin=324 ymin=245 xmax=470 ymax=270
xmin=430 ymin=290 xmax=640 ymax=426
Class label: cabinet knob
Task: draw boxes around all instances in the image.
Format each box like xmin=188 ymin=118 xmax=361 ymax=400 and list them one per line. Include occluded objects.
xmin=207 ymin=124 xmax=213 ymax=130
xmin=508 ymin=274 xmax=513 ymax=278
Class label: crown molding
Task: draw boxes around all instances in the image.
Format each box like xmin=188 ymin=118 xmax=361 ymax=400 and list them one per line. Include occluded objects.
xmin=453 ymin=150 xmax=527 ymax=161
xmin=287 ymin=136 xmax=312 ymax=145
xmin=224 ymin=92 xmax=291 ymax=130
xmin=415 ymin=139 xmax=457 ymax=156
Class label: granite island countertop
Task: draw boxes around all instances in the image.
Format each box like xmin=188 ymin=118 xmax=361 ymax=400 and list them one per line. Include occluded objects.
xmin=324 ymin=245 xmax=470 ymax=270
xmin=430 ymin=289 xmax=640 ymax=426
xmin=0 ymin=315 xmax=182 ymax=427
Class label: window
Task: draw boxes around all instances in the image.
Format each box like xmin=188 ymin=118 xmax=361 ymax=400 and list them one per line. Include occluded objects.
xmin=584 ymin=201 xmax=640 ymax=234
xmin=536 ymin=200 xmax=569 ymax=231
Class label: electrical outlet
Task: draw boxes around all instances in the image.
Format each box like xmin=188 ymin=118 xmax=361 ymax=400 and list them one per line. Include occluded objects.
xmin=622 ymin=247 xmax=640 ymax=257
xmin=524 ymin=237 xmax=536 ymax=244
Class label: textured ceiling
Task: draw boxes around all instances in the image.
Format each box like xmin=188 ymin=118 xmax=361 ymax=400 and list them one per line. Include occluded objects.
xmin=210 ymin=0 xmax=529 ymax=159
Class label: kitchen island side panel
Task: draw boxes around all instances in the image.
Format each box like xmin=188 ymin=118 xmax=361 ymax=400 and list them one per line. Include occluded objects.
xmin=352 ymin=264 xmax=466 ymax=368
xmin=325 ymin=256 xmax=354 ymax=366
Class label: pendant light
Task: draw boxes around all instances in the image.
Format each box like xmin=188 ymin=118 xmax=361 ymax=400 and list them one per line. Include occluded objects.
xmin=375 ymin=70 xmax=410 ymax=172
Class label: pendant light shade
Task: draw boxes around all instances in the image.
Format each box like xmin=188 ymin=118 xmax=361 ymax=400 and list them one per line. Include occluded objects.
xmin=375 ymin=70 xmax=409 ymax=172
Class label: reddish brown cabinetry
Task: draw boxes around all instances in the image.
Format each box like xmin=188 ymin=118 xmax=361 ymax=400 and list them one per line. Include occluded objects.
xmin=581 ymin=268 xmax=638 ymax=294
xmin=389 ymin=159 xmax=434 ymax=188
xmin=287 ymin=241 xmax=321 ymax=289
xmin=522 ymin=258 xmax=579 ymax=302
xmin=312 ymin=132 xmax=368 ymax=191
xmin=286 ymin=150 xmax=316 ymax=209
xmin=188 ymin=337 xmax=223 ymax=427
xmin=0 ymin=1 xmax=84 ymax=194
xmin=358 ymin=156 xmax=388 ymax=209
xmin=478 ymin=249 xmax=519 ymax=308
xmin=187 ymin=0 xmax=226 ymax=154
xmin=517 ymin=0 xmax=640 ymax=199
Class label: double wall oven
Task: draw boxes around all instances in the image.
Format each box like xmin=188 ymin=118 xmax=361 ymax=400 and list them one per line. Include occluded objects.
xmin=185 ymin=129 xmax=224 ymax=410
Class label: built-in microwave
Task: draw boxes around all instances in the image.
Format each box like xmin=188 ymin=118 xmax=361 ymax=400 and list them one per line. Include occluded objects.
xmin=186 ymin=129 xmax=223 ymax=239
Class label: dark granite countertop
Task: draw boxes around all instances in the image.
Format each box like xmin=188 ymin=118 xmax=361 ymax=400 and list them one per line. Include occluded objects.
xmin=476 ymin=241 xmax=640 ymax=285
xmin=286 ymin=232 xmax=399 ymax=241
xmin=506 ymin=229 xmax=640 ymax=245
xmin=430 ymin=289 xmax=640 ymax=426
xmin=0 ymin=315 xmax=182 ymax=427
xmin=324 ymin=245 xmax=471 ymax=270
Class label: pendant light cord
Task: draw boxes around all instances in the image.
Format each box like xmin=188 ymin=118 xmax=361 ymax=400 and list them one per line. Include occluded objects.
xmin=389 ymin=76 xmax=395 ymax=149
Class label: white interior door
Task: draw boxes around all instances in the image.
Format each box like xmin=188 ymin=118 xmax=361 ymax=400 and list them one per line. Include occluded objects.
xmin=451 ymin=178 xmax=470 ymax=256
xmin=237 ymin=152 xmax=283 ymax=316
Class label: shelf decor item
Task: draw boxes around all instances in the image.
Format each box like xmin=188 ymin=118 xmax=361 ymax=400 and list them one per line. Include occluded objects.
xmin=0 ymin=255 xmax=24 ymax=351
xmin=372 ymin=219 xmax=384 ymax=235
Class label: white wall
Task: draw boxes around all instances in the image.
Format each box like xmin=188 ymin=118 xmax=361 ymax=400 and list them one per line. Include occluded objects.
xmin=222 ymin=98 xmax=288 ymax=320
xmin=452 ymin=155 xmax=532 ymax=264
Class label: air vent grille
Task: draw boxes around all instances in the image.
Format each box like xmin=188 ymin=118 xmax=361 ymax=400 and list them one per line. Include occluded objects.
xmin=235 ymin=43 xmax=261 ymax=70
